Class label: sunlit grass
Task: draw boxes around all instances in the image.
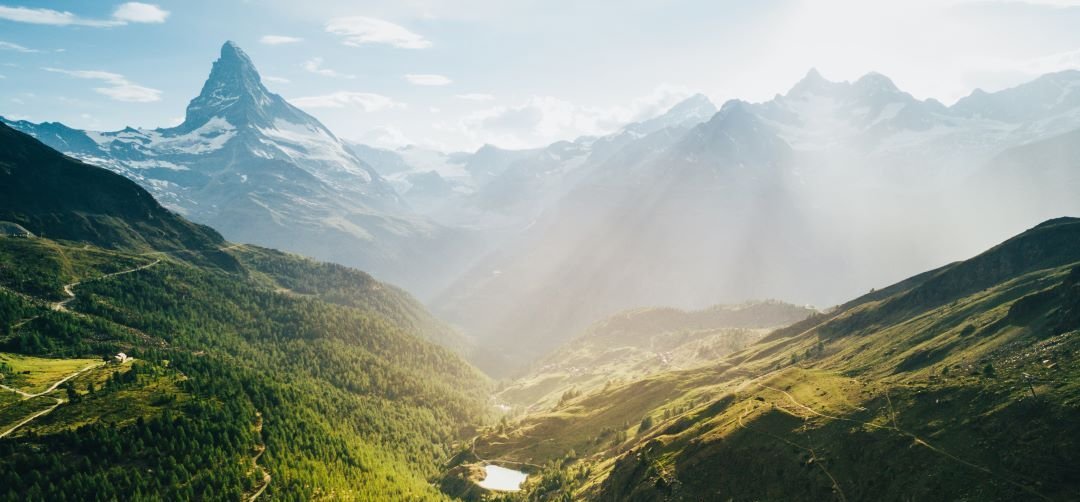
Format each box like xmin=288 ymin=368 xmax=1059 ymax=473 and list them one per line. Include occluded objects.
xmin=0 ymin=352 xmax=101 ymax=394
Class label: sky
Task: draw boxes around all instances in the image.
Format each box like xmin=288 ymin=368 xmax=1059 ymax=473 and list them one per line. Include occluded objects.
xmin=2 ymin=0 xmax=1080 ymax=152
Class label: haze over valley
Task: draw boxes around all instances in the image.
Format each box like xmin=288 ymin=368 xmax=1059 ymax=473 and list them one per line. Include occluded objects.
xmin=1 ymin=1 xmax=1079 ymax=500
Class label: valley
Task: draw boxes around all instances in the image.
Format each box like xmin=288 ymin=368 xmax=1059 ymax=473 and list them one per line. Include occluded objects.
xmin=2 ymin=112 xmax=1078 ymax=500
xmin=0 ymin=122 xmax=491 ymax=499
xmin=2 ymin=7 xmax=1080 ymax=500
xmin=442 ymin=218 xmax=1080 ymax=501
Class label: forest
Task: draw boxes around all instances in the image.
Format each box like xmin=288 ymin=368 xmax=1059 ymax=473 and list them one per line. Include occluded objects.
xmin=0 ymin=237 xmax=491 ymax=500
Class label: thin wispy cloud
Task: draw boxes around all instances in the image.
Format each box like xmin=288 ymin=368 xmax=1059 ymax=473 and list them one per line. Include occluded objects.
xmin=302 ymin=57 xmax=355 ymax=79
xmin=0 ymin=3 xmax=168 ymax=27
xmin=0 ymin=40 xmax=39 ymax=53
xmin=291 ymin=91 xmax=402 ymax=110
xmin=455 ymin=93 xmax=495 ymax=101
xmin=264 ymin=76 xmax=291 ymax=84
xmin=326 ymin=16 xmax=431 ymax=49
xmin=43 ymin=67 xmax=162 ymax=102
xmin=260 ymin=35 xmax=303 ymax=45
xmin=405 ymin=74 xmax=452 ymax=86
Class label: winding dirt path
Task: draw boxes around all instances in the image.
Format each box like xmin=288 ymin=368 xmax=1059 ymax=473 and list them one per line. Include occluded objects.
xmin=0 ymin=361 xmax=105 ymax=438
xmin=52 ymin=259 xmax=160 ymax=312
xmin=247 ymin=411 xmax=271 ymax=501
xmin=736 ymin=403 xmax=848 ymax=502
xmin=0 ymin=397 xmax=62 ymax=439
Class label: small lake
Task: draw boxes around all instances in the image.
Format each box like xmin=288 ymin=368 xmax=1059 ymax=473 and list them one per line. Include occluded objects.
xmin=478 ymin=464 xmax=527 ymax=492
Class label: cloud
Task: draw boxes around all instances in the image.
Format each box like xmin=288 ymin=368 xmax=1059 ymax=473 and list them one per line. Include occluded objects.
xmin=0 ymin=40 xmax=38 ymax=53
xmin=455 ymin=93 xmax=495 ymax=101
xmin=43 ymin=67 xmax=162 ymax=102
xmin=111 ymin=2 xmax=169 ymax=23
xmin=354 ymin=126 xmax=412 ymax=149
xmin=1019 ymin=47 xmax=1080 ymax=74
xmin=611 ymin=83 xmax=700 ymax=126
xmin=291 ymin=91 xmax=403 ymax=110
xmin=458 ymin=96 xmax=585 ymax=149
xmin=405 ymin=73 xmax=452 ymax=86
xmin=454 ymin=84 xmax=699 ymax=149
xmin=326 ymin=16 xmax=431 ymax=49
xmin=260 ymin=35 xmax=303 ymax=45
xmin=0 ymin=6 xmax=92 ymax=25
xmin=264 ymin=76 xmax=291 ymax=84
xmin=0 ymin=3 xmax=168 ymax=27
xmin=302 ymin=57 xmax=355 ymax=79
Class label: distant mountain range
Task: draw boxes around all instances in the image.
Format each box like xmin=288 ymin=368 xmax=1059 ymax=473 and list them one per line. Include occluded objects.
xmin=7 ymin=55 xmax=1080 ymax=376
xmin=422 ymin=69 xmax=1080 ymax=375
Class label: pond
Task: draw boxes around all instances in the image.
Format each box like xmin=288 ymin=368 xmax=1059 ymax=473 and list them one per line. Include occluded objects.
xmin=477 ymin=464 xmax=527 ymax=492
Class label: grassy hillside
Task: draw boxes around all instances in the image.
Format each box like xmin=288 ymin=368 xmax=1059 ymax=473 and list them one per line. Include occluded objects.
xmin=0 ymin=123 xmax=224 ymax=255
xmin=0 ymin=236 xmax=492 ymax=500
xmin=497 ymin=301 xmax=813 ymax=410
xmin=0 ymin=126 xmax=492 ymax=499
xmin=228 ymin=244 xmax=469 ymax=351
xmin=459 ymin=218 xmax=1080 ymax=501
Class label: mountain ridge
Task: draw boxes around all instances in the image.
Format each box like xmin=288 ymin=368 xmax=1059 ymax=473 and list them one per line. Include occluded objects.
xmin=1 ymin=42 xmax=477 ymax=299
xmin=431 ymin=68 xmax=1080 ymax=376
xmin=0 ymin=122 xmax=225 ymax=255
xmin=0 ymin=130 xmax=491 ymax=499
xmin=458 ymin=216 xmax=1080 ymax=500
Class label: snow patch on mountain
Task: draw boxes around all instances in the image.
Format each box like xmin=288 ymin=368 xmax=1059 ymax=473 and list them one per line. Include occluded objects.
xmin=259 ymin=118 xmax=372 ymax=182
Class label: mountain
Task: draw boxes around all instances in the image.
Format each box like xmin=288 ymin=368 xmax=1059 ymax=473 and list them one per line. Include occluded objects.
xmin=952 ymin=70 xmax=1080 ymax=124
xmin=350 ymin=94 xmax=718 ymax=230
xmin=0 ymin=134 xmax=489 ymax=498
xmin=433 ymin=70 xmax=1080 ymax=376
xmin=455 ymin=217 xmax=1080 ymax=501
xmin=0 ymin=122 xmax=224 ymax=254
xmin=2 ymin=42 xmax=472 ymax=299
xmin=496 ymin=301 xmax=815 ymax=410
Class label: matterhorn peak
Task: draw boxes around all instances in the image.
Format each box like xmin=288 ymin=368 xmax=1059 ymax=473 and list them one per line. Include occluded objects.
xmin=177 ymin=41 xmax=299 ymax=132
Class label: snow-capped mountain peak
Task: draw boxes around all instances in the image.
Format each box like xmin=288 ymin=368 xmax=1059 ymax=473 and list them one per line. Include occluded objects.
xmin=951 ymin=69 xmax=1080 ymax=123
xmin=852 ymin=71 xmax=901 ymax=96
xmin=1 ymin=41 xmax=437 ymax=290
xmin=621 ymin=93 xmax=718 ymax=139
xmin=786 ymin=68 xmax=845 ymax=98
xmin=179 ymin=41 xmax=324 ymax=135
xmin=662 ymin=93 xmax=718 ymax=123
